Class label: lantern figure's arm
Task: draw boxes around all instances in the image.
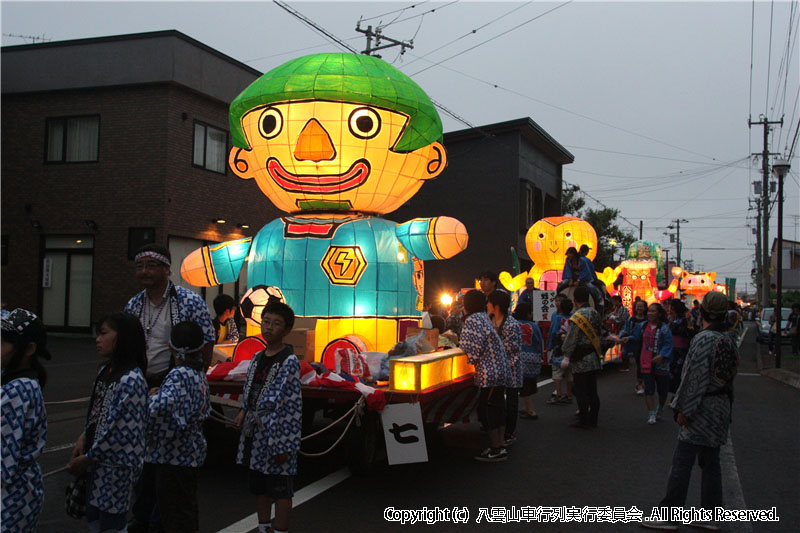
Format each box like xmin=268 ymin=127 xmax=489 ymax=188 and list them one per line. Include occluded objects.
xmin=395 ymin=216 xmax=468 ymax=260
xmin=180 ymin=238 xmax=253 ymax=287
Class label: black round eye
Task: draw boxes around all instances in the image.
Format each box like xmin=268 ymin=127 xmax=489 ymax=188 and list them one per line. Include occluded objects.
xmin=538 ymin=233 xmax=545 ymax=239
xmin=348 ymin=107 xmax=381 ymax=139
xmin=258 ymin=107 xmax=282 ymax=139
xmin=565 ymin=231 xmax=572 ymax=239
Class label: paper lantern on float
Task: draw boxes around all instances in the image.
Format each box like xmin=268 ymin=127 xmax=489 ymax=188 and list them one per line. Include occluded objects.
xmin=525 ymin=216 xmax=597 ymax=290
xmin=625 ymin=240 xmax=665 ymax=284
xmin=180 ymin=53 xmax=468 ymax=357
xmin=679 ymin=270 xmax=717 ymax=297
xmin=618 ymin=259 xmax=659 ymax=311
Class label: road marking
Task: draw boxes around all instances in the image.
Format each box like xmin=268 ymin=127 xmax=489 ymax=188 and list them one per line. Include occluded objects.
xmin=44 ymin=442 xmax=76 ymax=454
xmin=722 ymin=430 xmax=752 ymax=533
xmin=217 ymin=467 xmax=351 ymax=532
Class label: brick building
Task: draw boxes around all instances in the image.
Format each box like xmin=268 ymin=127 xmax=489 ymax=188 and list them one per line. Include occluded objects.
xmin=391 ymin=118 xmax=573 ymax=303
xmin=1 ymin=31 xmax=278 ymax=332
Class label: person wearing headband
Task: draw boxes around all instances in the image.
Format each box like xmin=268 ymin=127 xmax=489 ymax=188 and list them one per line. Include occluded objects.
xmin=143 ymin=321 xmax=210 ymax=533
xmin=2 ymin=308 xmax=49 ymax=532
xmin=125 ymin=244 xmax=215 ymax=532
xmin=125 ymin=244 xmax=215 ymax=387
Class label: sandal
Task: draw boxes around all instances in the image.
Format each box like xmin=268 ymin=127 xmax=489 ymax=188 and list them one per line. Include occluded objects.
xmin=520 ymin=412 xmax=539 ymax=420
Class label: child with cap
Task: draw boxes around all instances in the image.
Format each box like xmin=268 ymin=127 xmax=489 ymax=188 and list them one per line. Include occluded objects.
xmin=145 ymin=321 xmax=211 ymax=532
xmin=233 ymin=301 xmax=302 ymax=533
xmin=1 ymin=309 xmax=50 ymax=532
xmin=68 ymin=312 xmax=148 ymax=532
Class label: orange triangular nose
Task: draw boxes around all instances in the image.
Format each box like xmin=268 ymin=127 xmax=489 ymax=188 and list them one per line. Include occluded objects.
xmin=294 ymin=119 xmax=335 ymax=162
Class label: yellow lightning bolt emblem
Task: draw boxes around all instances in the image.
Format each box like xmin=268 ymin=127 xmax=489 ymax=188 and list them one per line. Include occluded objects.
xmin=321 ymin=245 xmax=367 ymax=286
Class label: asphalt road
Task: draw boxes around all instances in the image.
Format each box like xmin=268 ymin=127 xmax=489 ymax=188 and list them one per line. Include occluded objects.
xmin=34 ymin=323 xmax=799 ymax=532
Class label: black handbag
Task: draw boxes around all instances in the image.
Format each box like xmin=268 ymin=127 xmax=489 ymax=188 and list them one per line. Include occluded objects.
xmin=65 ymin=473 xmax=88 ymax=519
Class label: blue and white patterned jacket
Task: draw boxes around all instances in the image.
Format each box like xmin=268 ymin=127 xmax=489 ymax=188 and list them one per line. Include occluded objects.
xmin=85 ymin=367 xmax=148 ymax=514
xmin=672 ymin=328 xmax=738 ymax=447
xmin=459 ymin=312 xmax=510 ymax=388
xmin=146 ymin=365 xmax=210 ymax=467
xmin=237 ymin=350 xmax=302 ymax=476
xmin=498 ymin=316 xmax=523 ymax=388
xmin=125 ymin=283 xmax=216 ymax=345
xmin=1 ymin=377 xmax=46 ymax=533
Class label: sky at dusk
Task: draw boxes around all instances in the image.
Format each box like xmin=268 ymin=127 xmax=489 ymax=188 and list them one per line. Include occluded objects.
xmin=3 ymin=1 xmax=799 ymax=295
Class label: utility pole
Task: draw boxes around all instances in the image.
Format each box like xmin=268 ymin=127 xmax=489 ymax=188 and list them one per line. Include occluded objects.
xmin=355 ymin=21 xmax=414 ymax=57
xmin=639 ymin=220 xmax=643 ymax=240
xmin=748 ymin=116 xmax=782 ymax=307
xmin=669 ymin=219 xmax=689 ymax=269
xmin=751 ymin=196 xmax=762 ymax=304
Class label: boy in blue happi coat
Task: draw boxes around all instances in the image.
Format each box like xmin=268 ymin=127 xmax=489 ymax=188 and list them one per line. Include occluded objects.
xmin=146 ymin=321 xmax=211 ymax=532
xmin=234 ymin=301 xmax=302 ymax=533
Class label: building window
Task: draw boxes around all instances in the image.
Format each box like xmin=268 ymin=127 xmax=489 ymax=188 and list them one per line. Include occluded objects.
xmin=45 ymin=116 xmax=99 ymax=162
xmin=193 ymin=122 xmax=227 ymax=174
xmin=526 ymin=185 xmax=535 ymax=227
xmin=128 ymin=228 xmax=156 ymax=260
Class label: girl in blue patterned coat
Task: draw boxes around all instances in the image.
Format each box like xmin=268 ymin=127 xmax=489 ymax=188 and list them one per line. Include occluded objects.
xmin=67 ymin=313 xmax=148 ymax=533
xmin=233 ymin=301 xmax=302 ymax=533
xmin=459 ymin=289 xmax=510 ymax=463
xmin=1 ymin=309 xmax=50 ymax=533
xmin=146 ymin=321 xmax=211 ymax=532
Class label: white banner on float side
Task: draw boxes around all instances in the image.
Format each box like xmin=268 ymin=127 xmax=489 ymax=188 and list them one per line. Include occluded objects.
xmin=381 ymin=402 xmax=428 ymax=465
xmin=533 ymin=290 xmax=557 ymax=321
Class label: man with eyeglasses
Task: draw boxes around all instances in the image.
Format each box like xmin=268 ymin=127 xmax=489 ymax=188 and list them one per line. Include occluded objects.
xmin=124 ymin=244 xmax=215 ymax=533
xmin=124 ymin=244 xmax=215 ymax=388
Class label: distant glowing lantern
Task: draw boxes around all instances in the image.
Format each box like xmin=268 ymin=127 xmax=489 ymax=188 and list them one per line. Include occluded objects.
xmin=441 ymin=294 xmax=453 ymax=306
xmin=525 ymin=216 xmax=597 ymax=290
xmin=180 ymin=53 xmax=468 ymax=357
xmin=679 ymin=270 xmax=717 ymax=297
xmin=619 ymin=259 xmax=659 ymax=310
xmin=625 ymin=240 xmax=665 ymax=284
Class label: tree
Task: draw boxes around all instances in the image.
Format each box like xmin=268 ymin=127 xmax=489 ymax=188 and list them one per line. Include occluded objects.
xmin=562 ymin=184 xmax=634 ymax=271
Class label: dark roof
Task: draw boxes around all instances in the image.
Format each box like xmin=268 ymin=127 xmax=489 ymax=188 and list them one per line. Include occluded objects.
xmin=444 ymin=117 xmax=574 ymax=164
xmin=1 ymin=30 xmax=261 ymax=103
xmin=1 ymin=30 xmax=260 ymax=76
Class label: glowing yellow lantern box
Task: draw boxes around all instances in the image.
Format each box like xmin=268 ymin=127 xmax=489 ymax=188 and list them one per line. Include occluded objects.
xmin=389 ymin=348 xmax=474 ymax=392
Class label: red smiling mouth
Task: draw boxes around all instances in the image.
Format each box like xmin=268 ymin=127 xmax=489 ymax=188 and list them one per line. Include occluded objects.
xmin=267 ymin=158 xmax=370 ymax=194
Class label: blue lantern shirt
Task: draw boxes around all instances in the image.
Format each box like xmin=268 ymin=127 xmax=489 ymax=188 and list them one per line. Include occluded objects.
xmin=1 ymin=377 xmax=46 ymax=533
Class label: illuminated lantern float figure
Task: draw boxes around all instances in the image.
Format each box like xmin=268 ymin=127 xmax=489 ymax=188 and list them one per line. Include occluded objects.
xmin=625 ymin=240 xmax=665 ymax=285
xmin=181 ymin=53 xmax=468 ymax=360
xmin=523 ymin=216 xmax=597 ymax=290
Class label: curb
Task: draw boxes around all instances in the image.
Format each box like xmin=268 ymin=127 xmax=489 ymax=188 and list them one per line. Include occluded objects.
xmin=760 ymin=368 xmax=800 ymax=389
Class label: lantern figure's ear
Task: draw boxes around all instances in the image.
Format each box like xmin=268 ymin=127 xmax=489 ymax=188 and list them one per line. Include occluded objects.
xmin=229 ymin=147 xmax=257 ymax=180
xmin=418 ymin=141 xmax=447 ymax=180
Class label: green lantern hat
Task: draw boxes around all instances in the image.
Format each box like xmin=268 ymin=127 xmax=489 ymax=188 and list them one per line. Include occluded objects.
xmin=230 ymin=53 xmax=443 ymax=153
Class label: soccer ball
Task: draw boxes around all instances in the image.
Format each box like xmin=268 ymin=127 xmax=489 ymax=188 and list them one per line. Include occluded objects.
xmin=239 ymin=285 xmax=285 ymax=328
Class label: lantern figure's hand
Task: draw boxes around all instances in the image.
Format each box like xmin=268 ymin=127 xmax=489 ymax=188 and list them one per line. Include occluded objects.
xmin=396 ymin=216 xmax=468 ymax=261
xmin=181 ymin=238 xmax=253 ymax=287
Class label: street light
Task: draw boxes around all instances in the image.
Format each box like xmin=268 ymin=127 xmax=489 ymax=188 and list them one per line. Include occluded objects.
xmin=771 ymin=157 xmax=791 ymax=369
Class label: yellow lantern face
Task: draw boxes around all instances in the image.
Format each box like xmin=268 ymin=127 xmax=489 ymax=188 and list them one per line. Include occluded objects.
xmin=230 ymin=101 xmax=446 ymax=214
xmin=525 ymin=216 xmax=598 ymax=271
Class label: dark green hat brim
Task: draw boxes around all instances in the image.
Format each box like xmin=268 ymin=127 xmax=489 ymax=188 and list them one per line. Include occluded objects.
xmin=230 ymin=53 xmax=443 ymax=152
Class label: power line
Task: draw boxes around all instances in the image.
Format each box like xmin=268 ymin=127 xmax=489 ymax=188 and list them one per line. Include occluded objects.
xmin=401 ymin=2 xmax=534 ymax=68
xmin=358 ymin=1 xmax=429 ymax=23
xmin=408 ymin=1 xmax=573 ymax=77
xmin=378 ymin=0 xmax=459 ymax=28
xmin=273 ymin=1 xmax=359 ymax=54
